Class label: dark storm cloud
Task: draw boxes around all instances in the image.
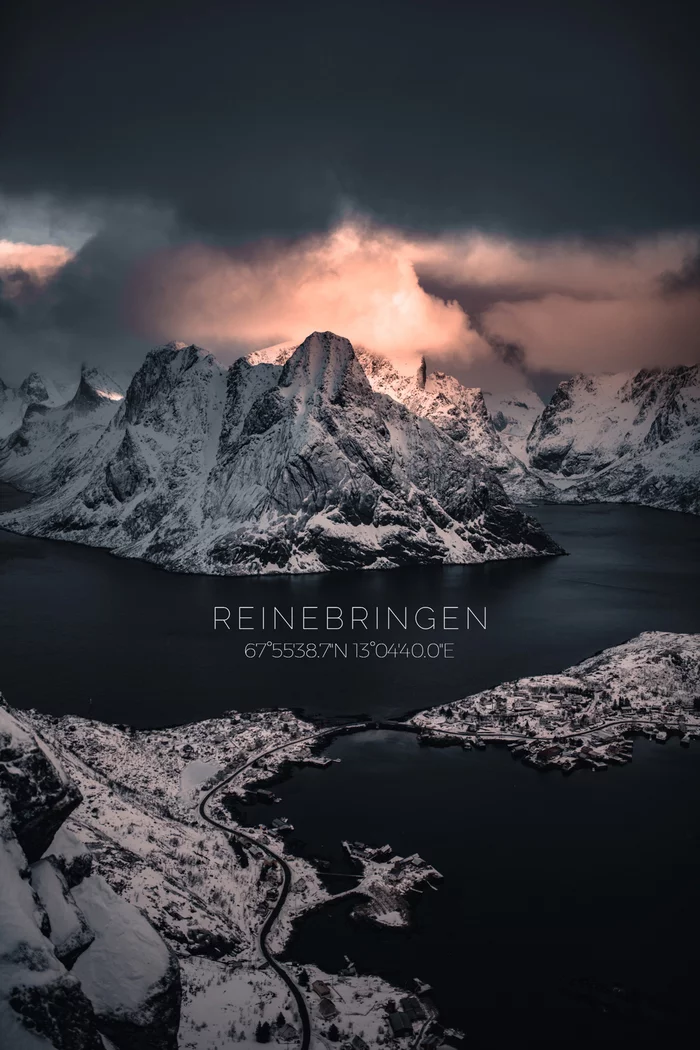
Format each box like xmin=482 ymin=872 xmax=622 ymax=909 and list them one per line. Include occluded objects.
xmin=1 ymin=1 xmax=699 ymax=389
xmin=1 ymin=0 xmax=699 ymax=240
xmin=0 ymin=202 xmax=177 ymax=384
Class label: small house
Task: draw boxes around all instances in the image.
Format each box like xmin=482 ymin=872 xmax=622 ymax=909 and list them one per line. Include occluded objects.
xmin=400 ymin=995 xmax=426 ymax=1021
xmin=388 ymin=1011 xmax=412 ymax=1036
xmin=318 ymin=997 xmax=338 ymax=1020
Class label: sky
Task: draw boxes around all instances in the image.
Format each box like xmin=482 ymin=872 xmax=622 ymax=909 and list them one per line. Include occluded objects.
xmin=0 ymin=0 xmax=698 ymax=393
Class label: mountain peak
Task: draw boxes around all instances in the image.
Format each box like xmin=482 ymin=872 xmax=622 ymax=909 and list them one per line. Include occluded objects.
xmin=416 ymin=356 xmax=427 ymax=390
xmin=122 ymin=342 xmax=224 ymax=426
xmin=68 ymin=365 xmax=125 ymax=411
xmin=279 ymin=331 xmax=372 ymax=404
xmin=18 ymin=371 xmax=51 ymax=404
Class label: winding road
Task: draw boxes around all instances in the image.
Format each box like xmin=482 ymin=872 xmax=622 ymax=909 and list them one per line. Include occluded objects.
xmin=198 ymin=727 xmax=367 ymax=1049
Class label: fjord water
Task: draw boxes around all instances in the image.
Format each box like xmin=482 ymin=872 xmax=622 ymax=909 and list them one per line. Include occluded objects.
xmin=1 ymin=492 xmax=700 ymax=726
xmin=2 ymin=489 xmax=699 ymax=1043
xmin=277 ymin=730 xmax=700 ymax=1044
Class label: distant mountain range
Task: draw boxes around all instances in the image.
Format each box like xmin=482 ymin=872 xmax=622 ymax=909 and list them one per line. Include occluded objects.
xmin=251 ymin=344 xmax=700 ymax=515
xmin=0 ymin=337 xmax=697 ymax=575
xmin=526 ymin=366 xmax=700 ymax=514
xmin=0 ymin=371 xmax=77 ymax=438
xmin=0 ymin=334 xmax=560 ymax=574
xmin=0 ymin=366 xmax=124 ymax=494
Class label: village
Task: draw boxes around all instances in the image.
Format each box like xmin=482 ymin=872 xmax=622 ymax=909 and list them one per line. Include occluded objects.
xmin=411 ymin=633 xmax=700 ymax=771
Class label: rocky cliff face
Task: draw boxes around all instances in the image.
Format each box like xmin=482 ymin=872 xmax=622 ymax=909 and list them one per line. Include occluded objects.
xmin=251 ymin=342 xmax=552 ymax=503
xmin=0 ymin=699 xmax=181 ymax=1050
xmin=0 ymin=332 xmax=562 ymax=573
xmin=527 ymin=365 xmax=700 ymax=513
xmin=0 ymin=706 xmax=82 ymax=863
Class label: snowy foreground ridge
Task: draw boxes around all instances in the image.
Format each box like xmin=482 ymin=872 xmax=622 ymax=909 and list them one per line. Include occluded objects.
xmin=2 ymin=631 xmax=699 ymax=1048
xmin=0 ymin=333 xmax=561 ymax=575
xmin=0 ymin=700 xmax=431 ymax=1050
xmin=0 ymin=701 xmax=180 ymax=1050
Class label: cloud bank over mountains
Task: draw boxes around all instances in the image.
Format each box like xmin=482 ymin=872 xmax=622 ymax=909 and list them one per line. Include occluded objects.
xmin=1 ymin=199 xmax=698 ymax=390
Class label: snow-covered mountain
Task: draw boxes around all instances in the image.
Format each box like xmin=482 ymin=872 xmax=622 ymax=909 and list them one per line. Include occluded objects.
xmin=251 ymin=342 xmax=551 ymax=503
xmin=0 ymin=333 xmax=562 ymax=573
xmin=482 ymin=388 xmax=546 ymax=463
xmin=357 ymin=350 xmax=552 ymax=502
xmin=527 ymin=366 xmax=700 ymax=513
xmin=0 ymin=365 xmax=124 ymax=495
xmin=0 ymin=371 xmax=77 ymax=439
xmin=0 ymin=698 xmax=181 ymax=1050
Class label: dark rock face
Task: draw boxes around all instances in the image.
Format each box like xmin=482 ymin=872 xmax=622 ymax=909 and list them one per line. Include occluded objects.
xmin=31 ymin=857 xmax=96 ymax=968
xmin=105 ymin=429 xmax=154 ymax=504
xmin=45 ymin=828 xmax=93 ymax=889
xmin=0 ymin=697 xmax=82 ymax=862
xmin=0 ymin=332 xmax=563 ymax=573
xmin=18 ymin=372 xmax=52 ymax=405
xmin=8 ymin=977 xmax=105 ymax=1050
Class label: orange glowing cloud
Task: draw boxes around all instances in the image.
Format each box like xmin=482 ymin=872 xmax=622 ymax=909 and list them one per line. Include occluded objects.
xmin=482 ymin=292 xmax=700 ymax=373
xmin=0 ymin=240 xmax=74 ymax=293
xmin=412 ymin=231 xmax=698 ymax=299
xmin=131 ymin=222 xmax=489 ymax=370
xmin=131 ymin=220 xmax=700 ymax=376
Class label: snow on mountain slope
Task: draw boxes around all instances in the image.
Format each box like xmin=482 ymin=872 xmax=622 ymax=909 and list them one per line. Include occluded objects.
xmin=526 ymin=365 xmax=700 ymax=513
xmin=527 ymin=366 xmax=699 ymax=475
xmin=483 ymin=388 xmax=545 ymax=462
xmin=252 ymin=342 xmax=552 ymax=502
xmin=0 ymin=365 xmax=125 ymax=495
xmin=355 ymin=348 xmax=552 ymax=502
xmin=558 ymin=427 xmax=700 ymax=514
xmin=247 ymin=341 xmax=298 ymax=367
xmin=1 ymin=332 xmax=562 ymax=574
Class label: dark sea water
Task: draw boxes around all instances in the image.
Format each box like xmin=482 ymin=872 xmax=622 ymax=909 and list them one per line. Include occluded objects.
xmin=273 ymin=730 xmax=700 ymax=1047
xmin=1 ymin=491 xmax=700 ymax=726
xmin=2 ymin=487 xmax=699 ymax=1044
